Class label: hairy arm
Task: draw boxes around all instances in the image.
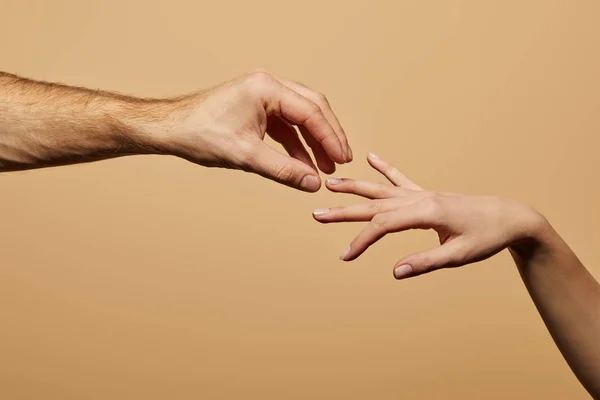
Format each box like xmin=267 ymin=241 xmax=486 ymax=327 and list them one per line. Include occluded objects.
xmin=0 ymin=71 xmax=170 ymax=170
xmin=0 ymin=70 xmax=351 ymax=191
xmin=511 ymin=226 xmax=600 ymax=398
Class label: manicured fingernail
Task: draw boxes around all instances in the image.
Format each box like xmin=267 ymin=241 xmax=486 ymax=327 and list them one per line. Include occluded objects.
xmin=394 ymin=265 xmax=413 ymax=280
xmin=340 ymin=246 xmax=351 ymax=261
xmin=326 ymin=178 xmax=342 ymax=185
xmin=300 ymin=175 xmax=319 ymax=191
xmin=368 ymin=152 xmax=379 ymax=159
xmin=312 ymin=208 xmax=330 ymax=216
xmin=348 ymin=147 xmax=353 ymax=161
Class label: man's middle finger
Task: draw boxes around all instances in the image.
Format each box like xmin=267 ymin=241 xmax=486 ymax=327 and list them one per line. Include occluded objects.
xmin=277 ymin=78 xmax=352 ymax=163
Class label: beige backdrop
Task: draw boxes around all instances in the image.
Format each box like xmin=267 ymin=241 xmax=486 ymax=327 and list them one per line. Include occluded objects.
xmin=1 ymin=1 xmax=599 ymax=399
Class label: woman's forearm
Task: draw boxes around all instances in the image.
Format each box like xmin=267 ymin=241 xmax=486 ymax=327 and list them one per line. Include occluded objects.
xmin=511 ymin=221 xmax=600 ymax=398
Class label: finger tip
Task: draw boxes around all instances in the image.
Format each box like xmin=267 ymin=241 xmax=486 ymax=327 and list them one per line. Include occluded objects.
xmin=339 ymin=246 xmax=351 ymax=261
xmin=324 ymin=178 xmax=342 ymax=191
xmin=311 ymin=209 xmax=329 ymax=221
xmin=316 ymin=160 xmax=336 ymax=175
xmin=299 ymin=174 xmax=321 ymax=192
xmin=323 ymin=149 xmax=344 ymax=165
xmin=393 ymin=264 xmax=414 ymax=280
xmin=368 ymin=152 xmax=385 ymax=166
xmin=367 ymin=153 xmax=384 ymax=170
xmin=325 ymin=165 xmax=337 ymax=175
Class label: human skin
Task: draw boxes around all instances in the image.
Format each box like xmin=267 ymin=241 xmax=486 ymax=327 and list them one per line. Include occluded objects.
xmin=0 ymin=70 xmax=352 ymax=191
xmin=313 ymin=153 xmax=600 ymax=398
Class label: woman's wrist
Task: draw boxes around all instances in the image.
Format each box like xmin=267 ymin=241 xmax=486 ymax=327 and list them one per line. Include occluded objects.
xmin=508 ymin=206 xmax=557 ymax=263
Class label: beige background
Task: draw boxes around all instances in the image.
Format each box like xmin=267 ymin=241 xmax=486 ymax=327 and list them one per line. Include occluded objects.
xmin=0 ymin=1 xmax=599 ymax=399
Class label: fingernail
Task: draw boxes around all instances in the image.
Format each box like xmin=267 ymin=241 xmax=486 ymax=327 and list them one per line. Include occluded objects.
xmin=394 ymin=264 xmax=413 ymax=280
xmin=340 ymin=246 xmax=351 ymax=261
xmin=368 ymin=152 xmax=379 ymax=159
xmin=326 ymin=178 xmax=342 ymax=185
xmin=348 ymin=147 xmax=354 ymax=161
xmin=300 ymin=175 xmax=319 ymax=191
xmin=312 ymin=208 xmax=330 ymax=216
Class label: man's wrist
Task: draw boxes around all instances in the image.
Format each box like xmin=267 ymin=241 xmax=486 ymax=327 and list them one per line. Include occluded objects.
xmin=112 ymin=95 xmax=191 ymax=157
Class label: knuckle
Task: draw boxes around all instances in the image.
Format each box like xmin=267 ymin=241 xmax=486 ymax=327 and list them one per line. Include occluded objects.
xmin=315 ymin=92 xmax=328 ymax=104
xmin=376 ymin=186 xmax=392 ymax=198
xmin=370 ymin=214 xmax=388 ymax=232
xmin=420 ymin=195 xmax=444 ymax=220
xmin=273 ymin=163 xmax=296 ymax=183
xmin=369 ymin=200 xmax=383 ymax=213
xmin=234 ymin=141 xmax=256 ymax=171
xmin=308 ymin=101 xmax=322 ymax=115
xmin=252 ymin=67 xmax=269 ymax=75
xmin=456 ymin=240 xmax=475 ymax=260
xmin=419 ymin=255 xmax=434 ymax=272
xmin=327 ymin=207 xmax=340 ymax=216
xmin=246 ymin=70 xmax=274 ymax=87
xmin=450 ymin=247 xmax=469 ymax=267
xmin=343 ymin=179 xmax=355 ymax=190
xmin=387 ymin=166 xmax=400 ymax=178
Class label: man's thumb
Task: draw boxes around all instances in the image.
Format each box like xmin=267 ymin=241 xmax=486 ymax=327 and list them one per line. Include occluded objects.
xmin=246 ymin=142 xmax=321 ymax=192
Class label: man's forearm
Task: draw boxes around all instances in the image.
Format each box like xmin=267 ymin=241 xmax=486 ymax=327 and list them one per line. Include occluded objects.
xmin=511 ymin=224 xmax=600 ymax=398
xmin=0 ymin=72 xmax=176 ymax=171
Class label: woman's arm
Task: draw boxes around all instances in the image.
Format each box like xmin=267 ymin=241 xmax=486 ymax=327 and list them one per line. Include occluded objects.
xmin=512 ymin=226 xmax=600 ymax=397
xmin=313 ymin=153 xmax=600 ymax=398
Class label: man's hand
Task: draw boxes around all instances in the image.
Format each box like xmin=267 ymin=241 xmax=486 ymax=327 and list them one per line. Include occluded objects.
xmin=150 ymin=70 xmax=352 ymax=191
xmin=0 ymin=70 xmax=352 ymax=191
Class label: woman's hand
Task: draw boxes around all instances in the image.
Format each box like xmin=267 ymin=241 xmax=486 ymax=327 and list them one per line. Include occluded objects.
xmin=315 ymin=154 xmax=600 ymax=399
xmin=312 ymin=153 xmax=548 ymax=279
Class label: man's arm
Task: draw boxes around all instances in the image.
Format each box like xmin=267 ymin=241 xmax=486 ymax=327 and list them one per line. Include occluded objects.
xmin=0 ymin=70 xmax=352 ymax=191
xmin=0 ymin=71 xmax=160 ymax=169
